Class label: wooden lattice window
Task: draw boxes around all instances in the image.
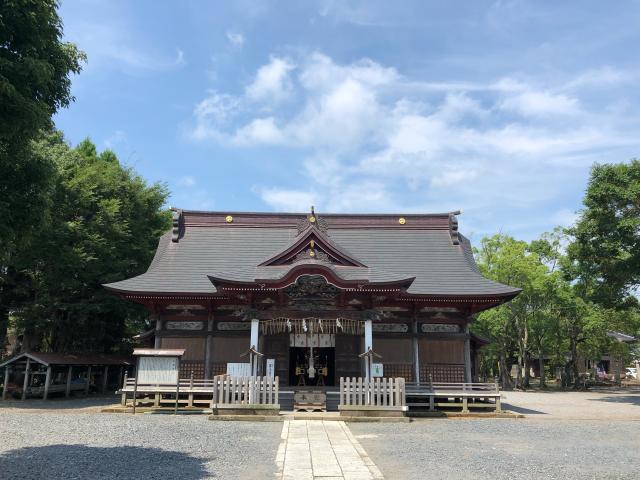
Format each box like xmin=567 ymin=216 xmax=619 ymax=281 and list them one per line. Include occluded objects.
xmin=382 ymin=363 xmax=414 ymax=381
xmin=421 ymin=364 xmax=465 ymax=382
xmin=180 ymin=361 xmax=205 ymax=379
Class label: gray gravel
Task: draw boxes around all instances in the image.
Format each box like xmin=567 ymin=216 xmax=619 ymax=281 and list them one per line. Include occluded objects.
xmin=349 ymin=419 xmax=640 ymax=480
xmin=0 ymin=411 xmax=282 ymax=479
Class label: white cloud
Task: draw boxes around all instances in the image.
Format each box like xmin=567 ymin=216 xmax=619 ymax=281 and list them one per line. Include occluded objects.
xmin=190 ymin=92 xmax=241 ymax=141
xmin=177 ymin=176 xmax=197 ymax=187
xmin=499 ymin=90 xmax=580 ymax=117
xmin=565 ymin=66 xmax=639 ymax=89
xmin=188 ymin=52 xmax=640 ymax=223
xmin=66 ymin=21 xmax=186 ymax=73
xmin=260 ymin=188 xmax=319 ymax=211
xmin=104 ymin=130 xmax=127 ymax=149
xmin=234 ymin=117 xmax=284 ymax=145
xmin=226 ymin=31 xmax=245 ymax=47
xmin=245 ymin=56 xmax=296 ymax=103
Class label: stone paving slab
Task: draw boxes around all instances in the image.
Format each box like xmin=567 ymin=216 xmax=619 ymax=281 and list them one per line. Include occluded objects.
xmin=277 ymin=420 xmax=383 ymax=479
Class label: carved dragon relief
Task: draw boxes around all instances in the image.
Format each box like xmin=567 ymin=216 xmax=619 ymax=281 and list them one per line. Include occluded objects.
xmin=284 ymin=275 xmax=340 ymax=307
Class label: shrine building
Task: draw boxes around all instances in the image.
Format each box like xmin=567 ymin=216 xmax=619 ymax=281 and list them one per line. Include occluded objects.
xmin=104 ymin=208 xmax=520 ymax=388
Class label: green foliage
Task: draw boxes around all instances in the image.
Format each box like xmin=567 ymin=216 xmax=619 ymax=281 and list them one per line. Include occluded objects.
xmin=8 ymin=132 xmax=171 ymax=353
xmin=567 ymin=160 xmax=640 ymax=305
xmin=0 ymin=0 xmax=85 ymax=246
xmin=471 ymin=232 xmax=631 ymax=388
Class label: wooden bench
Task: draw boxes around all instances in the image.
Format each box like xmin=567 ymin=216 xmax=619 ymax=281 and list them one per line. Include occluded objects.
xmin=405 ymin=380 xmax=501 ymax=413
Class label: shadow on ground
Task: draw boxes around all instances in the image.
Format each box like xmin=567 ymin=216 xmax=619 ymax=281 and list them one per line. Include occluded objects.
xmin=0 ymin=444 xmax=209 ymax=479
xmin=588 ymin=395 xmax=640 ymax=406
xmin=501 ymin=404 xmax=547 ymax=415
xmin=0 ymin=395 xmax=119 ymax=410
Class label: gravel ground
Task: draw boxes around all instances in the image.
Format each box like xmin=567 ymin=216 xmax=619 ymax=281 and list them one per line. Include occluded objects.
xmin=502 ymin=389 xmax=640 ymax=420
xmin=0 ymin=406 xmax=282 ymax=479
xmin=349 ymin=419 xmax=640 ymax=480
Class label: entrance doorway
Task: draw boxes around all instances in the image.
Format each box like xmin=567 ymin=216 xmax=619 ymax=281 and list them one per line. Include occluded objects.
xmin=289 ymin=347 xmax=335 ymax=387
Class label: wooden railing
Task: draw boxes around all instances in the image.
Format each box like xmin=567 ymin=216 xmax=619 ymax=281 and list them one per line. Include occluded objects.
xmin=119 ymin=374 xmax=279 ymax=408
xmin=339 ymin=377 xmax=406 ymax=408
xmin=405 ymin=377 xmax=501 ymax=412
xmin=212 ymin=375 xmax=279 ymax=406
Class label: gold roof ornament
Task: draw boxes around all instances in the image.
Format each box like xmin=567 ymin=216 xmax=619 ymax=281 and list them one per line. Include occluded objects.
xmin=309 ymin=205 xmax=316 ymax=223
xmin=398 ymin=217 xmax=406 ymax=225
xmin=225 ymin=215 xmax=233 ymax=223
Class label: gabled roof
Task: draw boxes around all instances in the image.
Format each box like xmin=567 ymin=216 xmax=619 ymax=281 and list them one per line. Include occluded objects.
xmin=258 ymin=224 xmax=366 ymax=267
xmin=103 ymin=209 xmax=521 ymax=299
xmin=0 ymin=352 xmax=133 ymax=368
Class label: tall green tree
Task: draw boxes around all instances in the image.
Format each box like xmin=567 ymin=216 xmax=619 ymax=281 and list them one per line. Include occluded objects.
xmin=9 ymin=132 xmax=171 ymax=354
xmin=567 ymin=160 xmax=640 ymax=306
xmin=0 ymin=0 xmax=85 ymax=351
xmin=0 ymin=0 xmax=85 ymax=242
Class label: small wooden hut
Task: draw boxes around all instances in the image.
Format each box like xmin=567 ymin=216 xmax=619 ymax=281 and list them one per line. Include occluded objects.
xmin=1 ymin=352 xmax=133 ymax=400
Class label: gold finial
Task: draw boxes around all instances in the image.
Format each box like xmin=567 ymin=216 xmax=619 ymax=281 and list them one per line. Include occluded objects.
xmin=310 ymin=240 xmax=315 ymax=248
xmin=398 ymin=217 xmax=406 ymax=225
xmin=309 ymin=205 xmax=316 ymax=223
xmin=225 ymin=215 xmax=233 ymax=223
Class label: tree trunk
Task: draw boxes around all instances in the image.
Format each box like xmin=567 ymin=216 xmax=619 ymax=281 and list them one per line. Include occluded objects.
xmin=538 ymin=349 xmax=546 ymax=388
xmin=0 ymin=306 xmax=8 ymax=358
xmin=523 ymin=352 xmax=531 ymax=389
xmin=499 ymin=352 xmax=513 ymax=389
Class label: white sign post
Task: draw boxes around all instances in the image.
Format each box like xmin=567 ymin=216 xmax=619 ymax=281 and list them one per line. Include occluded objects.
xmin=266 ymin=359 xmax=275 ymax=379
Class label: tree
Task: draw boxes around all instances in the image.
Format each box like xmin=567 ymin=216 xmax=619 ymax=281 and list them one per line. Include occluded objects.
xmin=473 ymin=233 xmax=590 ymax=389
xmin=473 ymin=234 xmax=552 ymax=388
xmin=0 ymin=0 xmax=85 ymax=351
xmin=8 ymin=132 xmax=171 ymax=354
xmin=567 ymin=160 xmax=640 ymax=306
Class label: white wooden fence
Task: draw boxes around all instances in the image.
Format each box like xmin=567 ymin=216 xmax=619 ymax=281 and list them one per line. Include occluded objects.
xmin=211 ymin=375 xmax=279 ymax=406
xmin=339 ymin=377 xmax=406 ymax=407
xmin=120 ymin=375 xmax=279 ymax=408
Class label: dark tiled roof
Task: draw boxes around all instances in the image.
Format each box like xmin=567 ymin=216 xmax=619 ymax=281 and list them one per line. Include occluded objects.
xmin=104 ymin=210 xmax=520 ymax=297
xmin=0 ymin=352 xmax=133 ymax=367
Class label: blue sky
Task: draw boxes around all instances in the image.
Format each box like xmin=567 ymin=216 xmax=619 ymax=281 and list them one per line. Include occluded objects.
xmin=55 ymin=0 xmax=640 ymax=241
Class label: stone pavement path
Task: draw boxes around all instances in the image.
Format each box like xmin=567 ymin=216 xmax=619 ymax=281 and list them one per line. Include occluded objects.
xmin=276 ymin=420 xmax=383 ymax=480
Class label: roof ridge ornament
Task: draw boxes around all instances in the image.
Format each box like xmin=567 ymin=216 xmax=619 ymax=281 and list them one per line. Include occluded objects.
xmin=171 ymin=209 xmax=183 ymax=242
xmin=449 ymin=213 xmax=460 ymax=245
xmin=297 ymin=205 xmax=328 ymax=234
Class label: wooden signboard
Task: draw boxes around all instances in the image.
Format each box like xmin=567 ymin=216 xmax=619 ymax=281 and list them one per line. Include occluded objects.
xmin=227 ymin=362 xmax=251 ymax=377
xmin=137 ymin=357 xmax=180 ymax=384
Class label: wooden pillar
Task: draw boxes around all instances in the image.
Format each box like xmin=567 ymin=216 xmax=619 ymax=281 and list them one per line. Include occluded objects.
xmin=412 ymin=320 xmax=420 ymax=384
xmin=102 ymin=365 xmax=109 ymax=393
xmin=121 ymin=372 xmax=128 ymax=406
xmin=464 ymin=324 xmax=472 ymax=382
xmin=21 ymin=358 xmax=31 ymax=400
xmin=364 ymin=320 xmax=372 ymax=379
xmin=250 ymin=319 xmax=259 ymax=376
xmin=2 ymin=366 xmax=10 ymax=400
xmin=84 ymin=366 xmax=92 ymax=395
xmin=153 ymin=314 xmax=163 ymax=349
xmin=65 ymin=365 xmax=73 ymax=397
xmin=43 ymin=366 xmax=52 ymax=400
xmin=204 ymin=315 xmax=214 ymax=379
